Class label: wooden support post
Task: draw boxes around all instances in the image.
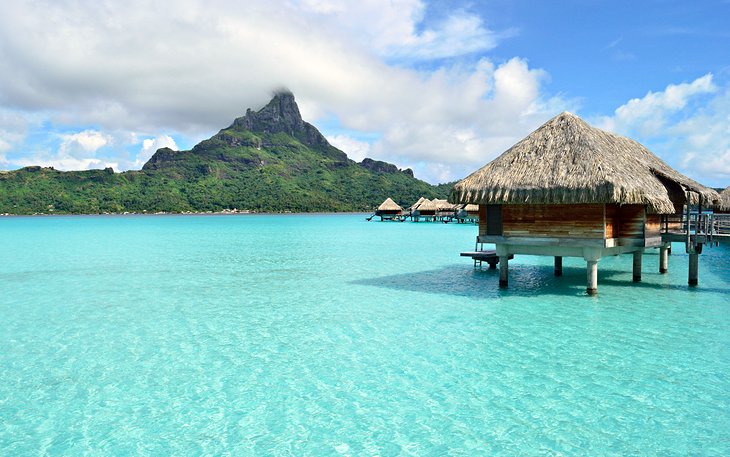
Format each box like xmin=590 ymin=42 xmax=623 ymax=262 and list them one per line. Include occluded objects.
xmin=632 ymin=250 xmax=643 ymax=282
xmin=586 ymin=260 xmax=598 ymax=295
xmin=554 ymin=256 xmax=563 ymax=277
xmin=496 ymin=245 xmax=509 ymax=288
xmin=659 ymin=244 xmax=669 ymax=274
xmin=688 ymin=252 xmax=699 ymax=286
xmin=499 ymin=256 xmax=509 ymax=287
xmin=686 ymin=192 xmax=691 ymax=253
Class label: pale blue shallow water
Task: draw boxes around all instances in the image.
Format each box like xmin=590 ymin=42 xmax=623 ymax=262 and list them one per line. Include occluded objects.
xmin=1 ymin=214 xmax=729 ymax=456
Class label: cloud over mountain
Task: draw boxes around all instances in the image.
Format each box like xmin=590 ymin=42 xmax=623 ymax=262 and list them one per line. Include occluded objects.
xmin=0 ymin=0 xmax=568 ymax=182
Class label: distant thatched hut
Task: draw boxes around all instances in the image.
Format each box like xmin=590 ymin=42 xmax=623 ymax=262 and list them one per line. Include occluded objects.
xmin=410 ymin=198 xmax=432 ymax=221
xmin=455 ymin=204 xmax=479 ymax=223
xmin=409 ymin=197 xmax=426 ymax=212
xmin=451 ymin=112 xmax=719 ymax=294
xmin=415 ymin=199 xmax=441 ymax=220
xmin=374 ymin=197 xmax=403 ymax=221
xmin=464 ymin=204 xmax=479 ymax=217
xmin=433 ymin=199 xmax=459 ymax=221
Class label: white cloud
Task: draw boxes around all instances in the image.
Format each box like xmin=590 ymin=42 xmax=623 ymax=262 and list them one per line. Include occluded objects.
xmin=8 ymin=129 xmax=115 ymax=171
xmin=326 ymin=135 xmax=371 ymax=162
xmin=0 ymin=110 xmax=29 ymax=154
xmin=12 ymin=155 xmax=118 ymax=172
xmin=357 ymin=57 xmax=566 ymax=177
xmin=296 ymin=0 xmax=498 ymax=61
xmin=59 ymin=130 xmax=111 ymax=157
xmin=134 ymin=135 xmax=178 ymax=168
xmin=596 ymin=75 xmax=730 ymax=187
xmin=0 ymin=0 xmax=568 ymax=182
xmin=596 ymin=74 xmax=716 ymax=136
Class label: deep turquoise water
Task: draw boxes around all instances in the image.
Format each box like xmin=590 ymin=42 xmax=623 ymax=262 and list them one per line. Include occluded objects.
xmin=1 ymin=214 xmax=728 ymax=456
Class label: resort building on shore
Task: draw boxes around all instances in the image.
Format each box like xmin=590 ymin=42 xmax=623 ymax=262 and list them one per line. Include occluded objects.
xmin=451 ymin=112 xmax=720 ymax=295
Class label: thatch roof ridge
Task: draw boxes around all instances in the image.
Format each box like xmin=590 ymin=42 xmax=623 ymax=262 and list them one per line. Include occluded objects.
xmin=377 ymin=197 xmax=402 ymax=212
xmin=413 ymin=198 xmax=431 ymax=210
xmin=450 ymin=112 xmax=719 ymax=214
xmin=409 ymin=196 xmax=426 ymax=211
xmin=420 ymin=198 xmax=456 ymax=211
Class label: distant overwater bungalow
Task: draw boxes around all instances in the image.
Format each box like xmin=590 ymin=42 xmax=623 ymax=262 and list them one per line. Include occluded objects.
xmin=457 ymin=203 xmax=480 ymax=223
xmin=370 ymin=197 xmax=403 ymax=221
xmin=451 ymin=112 xmax=721 ymax=295
xmin=367 ymin=197 xmax=488 ymax=225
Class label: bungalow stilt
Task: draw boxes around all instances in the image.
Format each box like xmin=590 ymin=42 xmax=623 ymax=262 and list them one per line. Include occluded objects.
xmin=586 ymin=260 xmax=598 ymax=295
xmin=497 ymin=245 xmax=509 ymax=287
xmin=554 ymin=256 xmax=563 ymax=276
xmin=632 ymin=249 xmax=643 ymax=282
xmin=689 ymin=253 xmax=699 ymax=286
xmin=659 ymin=244 xmax=669 ymax=274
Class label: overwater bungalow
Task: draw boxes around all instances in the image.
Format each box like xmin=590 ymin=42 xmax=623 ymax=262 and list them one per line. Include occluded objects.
xmin=411 ymin=198 xmax=433 ymax=221
xmin=451 ymin=112 xmax=720 ymax=295
xmin=415 ymin=199 xmax=454 ymax=221
xmin=372 ymin=197 xmax=403 ymax=221
xmin=434 ymin=199 xmax=459 ymax=221
xmin=409 ymin=197 xmax=427 ymax=212
xmin=406 ymin=197 xmax=426 ymax=220
xmin=454 ymin=204 xmax=479 ymax=223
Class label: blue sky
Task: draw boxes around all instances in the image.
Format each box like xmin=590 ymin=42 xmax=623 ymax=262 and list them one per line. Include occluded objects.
xmin=0 ymin=0 xmax=728 ymax=186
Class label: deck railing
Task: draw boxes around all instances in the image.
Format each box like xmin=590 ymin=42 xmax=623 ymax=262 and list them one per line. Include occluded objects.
xmin=661 ymin=212 xmax=730 ymax=250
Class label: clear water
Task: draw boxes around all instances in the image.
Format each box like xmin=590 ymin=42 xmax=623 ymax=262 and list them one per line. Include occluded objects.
xmin=1 ymin=214 xmax=728 ymax=456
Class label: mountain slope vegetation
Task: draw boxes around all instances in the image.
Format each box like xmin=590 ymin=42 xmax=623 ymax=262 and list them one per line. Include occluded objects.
xmin=0 ymin=92 xmax=453 ymax=214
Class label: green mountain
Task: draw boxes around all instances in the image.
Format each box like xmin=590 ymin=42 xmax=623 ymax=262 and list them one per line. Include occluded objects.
xmin=0 ymin=91 xmax=453 ymax=214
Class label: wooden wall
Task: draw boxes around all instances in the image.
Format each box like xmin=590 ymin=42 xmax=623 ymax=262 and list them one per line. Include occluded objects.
xmin=502 ymin=204 xmax=605 ymax=239
xmin=605 ymin=205 xmax=619 ymax=238
xmin=617 ymin=205 xmax=645 ymax=239
xmin=478 ymin=205 xmax=487 ymax=236
xmin=478 ymin=203 xmax=656 ymax=241
xmin=645 ymin=214 xmax=661 ymax=239
xmin=478 ymin=205 xmax=506 ymax=236
xmin=606 ymin=204 xmax=659 ymax=240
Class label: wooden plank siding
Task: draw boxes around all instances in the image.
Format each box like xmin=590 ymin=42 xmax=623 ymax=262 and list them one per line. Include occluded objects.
xmin=478 ymin=205 xmax=487 ymax=236
xmin=605 ymin=204 xmax=619 ymax=239
xmin=502 ymin=204 xmax=605 ymax=239
xmin=477 ymin=203 xmax=657 ymax=243
xmin=645 ymin=214 xmax=661 ymax=239
xmin=478 ymin=204 xmax=505 ymax=236
xmin=617 ymin=205 xmax=646 ymax=239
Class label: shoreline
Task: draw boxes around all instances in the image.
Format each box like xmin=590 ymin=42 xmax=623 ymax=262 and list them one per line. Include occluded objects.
xmin=0 ymin=210 xmax=371 ymax=218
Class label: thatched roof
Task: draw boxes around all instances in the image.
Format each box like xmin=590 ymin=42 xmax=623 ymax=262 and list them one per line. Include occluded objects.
xmin=419 ymin=199 xmax=456 ymax=212
xmin=463 ymin=204 xmax=479 ymax=212
xmin=419 ymin=200 xmax=440 ymax=212
xmin=436 ymin=199 xmax=458 ymax=211
xmin=450 ymin=112 xmax=719 ymax=214
xmin=377 ymin=197 xmax=402 ymax=212
xmin=411 ymin=197 xmax=431 ymax=211
xmin=718 ymin=186 xmax=730 ymax=211
xmin=409 ymin=197 xmax=427 ymax=211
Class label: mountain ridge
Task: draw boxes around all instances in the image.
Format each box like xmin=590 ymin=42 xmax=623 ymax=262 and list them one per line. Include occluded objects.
xmin=0 ymin=91 xmax=451 ymax=214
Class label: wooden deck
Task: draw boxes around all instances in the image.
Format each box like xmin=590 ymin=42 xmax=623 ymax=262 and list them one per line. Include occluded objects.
xmin=460 ymin=250 xmax=514 ymax=268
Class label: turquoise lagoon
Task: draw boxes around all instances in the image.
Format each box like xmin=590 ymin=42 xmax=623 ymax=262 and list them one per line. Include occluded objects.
xmin=1 ymin=214 xmax=728 ymax=456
